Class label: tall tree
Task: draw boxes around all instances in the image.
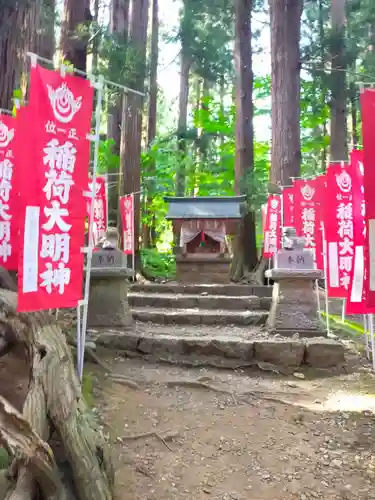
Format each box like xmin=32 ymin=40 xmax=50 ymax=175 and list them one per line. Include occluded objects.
xmin=107 ymin=0 xmax=130 ymax=154
xmin=329 ymin=0 xmax=347 ymax=161
xmin=60 ymin=0 xmax=92 ymax=71
xmin=91 ymin=0 xmax=100 ymax=72
xmin=120 ymin=0 xmax=149 ymax=259
xmin=147 ymin=0 xmax=159 ymax=151
xmin=231 ymin=0 xmax=257 ymax=279
xmin=175 ymin=0 xmax=193 ymax=197
xmin=269 ymin=0 xmax=303 ymax=186
xmin=0 ymin=2 xmax=27 ymax=109
xmin=144 ymin=0 xmax=159 ymax=247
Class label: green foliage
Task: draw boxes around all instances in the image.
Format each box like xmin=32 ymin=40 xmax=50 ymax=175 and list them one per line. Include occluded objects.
xmin=169 ymin=0 xmax=234 ymax=84
xmin=141 ymin=248 xmax=176 ymax=279
xmin=98 ymin=139 xmax=120 ymax=174
xmin=140 ymin=78 xmax=272 ymax=249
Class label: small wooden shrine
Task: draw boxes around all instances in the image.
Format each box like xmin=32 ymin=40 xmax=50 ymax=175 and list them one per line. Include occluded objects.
xmin=164 ymin=195 xmax=246 ymax=284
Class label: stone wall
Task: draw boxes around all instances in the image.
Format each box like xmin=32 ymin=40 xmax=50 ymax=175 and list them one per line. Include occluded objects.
xmin=176 ymin=256 xmax=231 ymax=284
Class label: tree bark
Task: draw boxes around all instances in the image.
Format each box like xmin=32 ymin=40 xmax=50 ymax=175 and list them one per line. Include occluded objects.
xmin=107 ymin=0 xmax=130 ymax=154
xmin=318 ymin=0 xmax=328 ymax=172
xmin=147 ymin=0 xmax=159 ymax=150
xmin=0 ymin=4 xmax=25 ymax=110
xmin=231 ymin=0 xmax=257 ymax=280
xmin=329 ymin=0 xmax=347 ymax=162
xmin=349 ymin=81 xmax=358 ymax=148
xmin=143 ymin=0 xmax=159 ymax=248
xmin=0 ymin=287 xmax=114 ymax=500
xmin=121 ymin=0 xmax=149 ymax=261
xmin=39 ymin=0 xmax=56 ymax=60
xmin=91 ymin=0 xmax=100 ymax=73
xmin=175 ymin=47 xmax=191 ymax=197
xmin=60 ymin=0 xmax=92 ymax=72
xmin=269 ymin=0 xmax=303 ymax=186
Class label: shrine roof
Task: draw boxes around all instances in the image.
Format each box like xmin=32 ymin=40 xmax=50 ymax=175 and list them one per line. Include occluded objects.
xmin=164 ymin=196 xmax=247 ymax=220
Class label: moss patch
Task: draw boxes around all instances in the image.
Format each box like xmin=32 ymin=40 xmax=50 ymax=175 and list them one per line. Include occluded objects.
xmin=0 ymin=448 xmax=10 ymax=470
xmin=82 ymin=371 xmax=94 ymax=408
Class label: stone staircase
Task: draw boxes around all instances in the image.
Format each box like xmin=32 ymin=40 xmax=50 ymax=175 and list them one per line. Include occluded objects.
xmin=128 ymin=283 xmax=273 ymax=326
xmin=91 ymin=282 xmax=346 ymax=371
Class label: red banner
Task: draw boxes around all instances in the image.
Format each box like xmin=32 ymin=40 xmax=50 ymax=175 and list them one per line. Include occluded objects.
xmin=361 ymin=89 xmax=375 ymax=308
xmin=282 ymin=186 xmax=295 ymax=227
xmin=87 ymin=175 xmax=107 ymax=246
xmin=120 ymin=195 xmax=134 ymax=255
xmin=0 ymin=114 xmax=18 ymax=270
xmin=346 ymin=150 xmax=375 ymax=314
xmin=293 ymin=178 xmax=324 ymax=270
xmin=263 ymin=195 xmax=281 ymax=258
xmin=17 ymin=65 xmax=93 ymax=312
xmin=325 ymin=163 xmax=354 ymax=298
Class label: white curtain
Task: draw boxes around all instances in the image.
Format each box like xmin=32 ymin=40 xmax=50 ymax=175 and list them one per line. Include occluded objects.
xmin=180 ymin=225 xmax=201 ymax=246
xmin=180 ymin=221 xmax=226 ymax=246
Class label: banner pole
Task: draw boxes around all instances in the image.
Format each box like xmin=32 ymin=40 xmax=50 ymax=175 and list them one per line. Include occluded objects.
xmin=132 ymin=192 xmax=135 ymax=282
xmin=370 ymin=314 xmax=375 ymax=371
xmin=105 ymin=173 xmax=109 ymax=229
xmin=78 ymin=75 xmax=104 ymax=381
xmin=364 ymin=314 xmax=370 ymax=359
xmin=321 ymin=224 xmax=330 ymax=335
xmin=76 ymin=303 xmax=82 ymax=369
xmin=341 ymin=298 xmax=346 ymax=323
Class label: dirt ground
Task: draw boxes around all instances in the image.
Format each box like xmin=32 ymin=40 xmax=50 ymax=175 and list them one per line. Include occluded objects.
xmin=90 ymin=349 xmax=375 ymax=500
xmin=2 ymin=337 xmax=375 ymax=500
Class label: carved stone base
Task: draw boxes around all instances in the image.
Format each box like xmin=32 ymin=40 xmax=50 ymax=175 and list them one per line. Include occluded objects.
xmin=87 ymin=268 xmax=133 ymax=327
xmin=265 ymin=269 xmax=325 ymax=337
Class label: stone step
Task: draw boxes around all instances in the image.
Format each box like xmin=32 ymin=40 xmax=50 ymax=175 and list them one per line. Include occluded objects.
xmin=131 ymin=307 xmax=268 ymax=326
xmin=94 ymin=328 xmax=346 ymax=369
xmin=131 ymin=283 xmax=273 ymax=298
xmin=128 ymin=292 xmax=272 ymax=311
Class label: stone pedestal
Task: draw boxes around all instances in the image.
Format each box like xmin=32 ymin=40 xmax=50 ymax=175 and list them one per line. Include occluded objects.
xmin=87 ymin=267 xmax=133 ymax=327
xmin=265 ymin=268 xmax=326 ymax=338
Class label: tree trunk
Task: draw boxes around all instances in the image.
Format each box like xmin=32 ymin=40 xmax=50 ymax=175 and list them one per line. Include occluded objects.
xmin=107 ymin=0 xmax=130 ymax=228
xmin=349 ymin=81 xmax=358 ymax=148
xmin=91 ymin=0 xmax=100 ymax=73
xmin=147 ymin=0 xmax=159 ymax=150
xmin=143 ymin=0 xmax=159 ymax=248
xmin=175 ymin=48 xmax=191 ymax=197
xmin=107 ymin=0 xmax=130 ymax=154
xmin=0 ymin=285 xmax=114 ymax=500
xmin=329 ymin=0 xmax=347 ymax=162
xmin=269 ymin=0 xmax=303 ymax=185
xmin=0 ymin=5 xmax=25 ymax=110
xmin=231 ymin=0 xmax=257 ymax=281
xmin=318 ymin=0 xmax=328 ymax=172
xmin=60 ymin=0 xmax=92 ymax=72
xmin=39 ymin=0 xmax=56 ymax=60
xmin=121 ymin=0 xmax=149 ymax=262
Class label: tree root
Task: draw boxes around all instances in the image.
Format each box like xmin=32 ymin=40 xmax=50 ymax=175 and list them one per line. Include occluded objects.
xmin=0 ymin=395 xmax=66 ymax=500
xmin=106 ymin=374 xmax=140 ymax=390
xmin=119 ymin=430 xmax=178 ymax=451
xmin=105 ymin=375 xmax=296 ymax=408
xmin=0 ymin=288 xmax=114 ymax=500
xmin=66 ymin=335 xmax=111 ymax=372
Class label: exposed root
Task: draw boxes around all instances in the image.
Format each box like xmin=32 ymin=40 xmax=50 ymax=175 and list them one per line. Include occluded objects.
xmin=119 ymin=430 xmax=178 ymax=451
xmin=107 ymin=374 xmax=140 ymax=390
xmin=103 ymin=375 xmax=295 ymax=409
xmin=67 ymin=337 xmax=111 ymax=371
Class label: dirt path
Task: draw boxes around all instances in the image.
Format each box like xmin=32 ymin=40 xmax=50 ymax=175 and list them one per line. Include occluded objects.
xmin=91 ymin=351 xmax=375 ymax=500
